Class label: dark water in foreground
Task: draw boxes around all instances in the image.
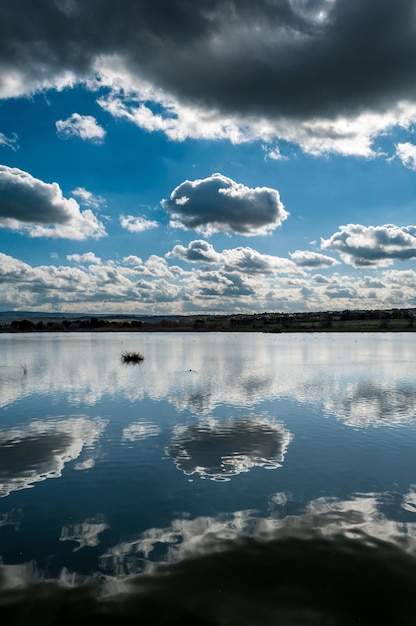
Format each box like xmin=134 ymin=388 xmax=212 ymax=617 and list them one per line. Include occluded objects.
xmin=1 ymin=332 xmax=416 ymax=624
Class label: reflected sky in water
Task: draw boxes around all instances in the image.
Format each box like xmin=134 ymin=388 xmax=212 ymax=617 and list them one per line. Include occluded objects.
xmin=1 ymin=332 xmax=416 ymax=623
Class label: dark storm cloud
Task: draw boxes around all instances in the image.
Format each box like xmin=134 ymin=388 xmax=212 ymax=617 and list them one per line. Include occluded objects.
xmin=1 ymin=1 xmax=416 ymax=119
xmin=162 ymin=173 xmax=288 ymax=236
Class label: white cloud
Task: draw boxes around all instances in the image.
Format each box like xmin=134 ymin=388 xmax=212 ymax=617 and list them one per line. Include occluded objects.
xmin=123 ymin=255 xmax=142 ymax=265
xmin=119 ymin=215 xmax=159 ymax=233
xmin=72 ymin=187 xmax=105 ymax=208
xmin=130 ymin=255 xmax=176 ymax=278
xmin=1 ymin=245 xmax=416 ymax=315
xmin=67 ymin=252 xmax=102 ymax=264
xmin=289 ymin=250 xmax=340 ymax=268
xmin=167 ymin=240 xmax=302 ymax=275
xmin=321 ymin=224 xmax=416 ymax=267
xmin=94 ymin=60 xmax=416 ymax=158
xmin=0 ymin=165 xmax=106 ymax=239
xmin=0 ymin=131 xmax=18 ymax=151
xmin=166 ymin=240 xmax=220 ymax=264
xmin=162 ymin=173 xmax=288 ymax=236
xmin=395 ymin=142 xmax=416 ymax=171
xmin=263 ymin=144 xmax=285 ymax=160
xmin=56 ymin=113 xmax=106 ymax=142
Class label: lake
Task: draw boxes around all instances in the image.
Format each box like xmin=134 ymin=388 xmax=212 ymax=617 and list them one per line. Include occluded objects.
xmin=1 ymin=331 xmax=416 ymax=624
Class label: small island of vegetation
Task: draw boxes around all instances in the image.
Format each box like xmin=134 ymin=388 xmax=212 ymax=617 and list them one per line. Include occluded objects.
xmin=121 ymin=351 xmax=144 ymax=364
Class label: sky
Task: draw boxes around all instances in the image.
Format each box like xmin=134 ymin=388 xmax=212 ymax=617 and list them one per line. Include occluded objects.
xmin=1 ymin=0 xmax=416 ymax=315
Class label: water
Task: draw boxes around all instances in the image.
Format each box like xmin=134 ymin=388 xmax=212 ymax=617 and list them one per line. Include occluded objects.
xmin=1 ymin=332 xmax=416 ymax=624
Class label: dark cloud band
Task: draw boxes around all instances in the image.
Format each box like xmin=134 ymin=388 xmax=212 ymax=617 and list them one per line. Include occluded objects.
xmin=1 ymin=0 xmax=416 ymax=121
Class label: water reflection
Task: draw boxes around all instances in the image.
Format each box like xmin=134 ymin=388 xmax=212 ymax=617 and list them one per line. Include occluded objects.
xmin=324 ymin=382 xmax=416 ymax=427
xmin=122 ymin=421 xmax=161 ymax=442
xmin=0 ymin=509 xmax=22 ymax=530
xmin=1 ymin=333 xmax=416 ymax=622
xmin=99 ymin=492 xmax=416 ymax=577
xmin=3 ymin=493 xmax=416 ymax=624
xmin=60 ymin=518 xmax=109 ymax=552
xmin=0 ymin=417 xmax=106 ymax=497
xmin=1 ymin=333 xmax=415 ymax=428
xmin=168 ymin=419 xmax=292 ymax=480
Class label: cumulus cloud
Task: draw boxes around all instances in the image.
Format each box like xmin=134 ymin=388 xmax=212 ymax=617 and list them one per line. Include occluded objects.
xmin=167 ymin=240 xmax=301 ymax=275
xmin=321 ymin=224 xmax=416 ymax=267
xmin=0 ymin=165 xmax=106 ymax=239
xmin=166 ymin=240 xmax=220 ymax=264
xmin=395 ymin=142 xmax=416 ymax=170
xmin=289 ymin=250 xmax=340 ymax=268
xmin=67 ymin=252 xmax=102 ymax=264
xmin=162 ymin=173 xmax=288 ymax=236
xmin=56 ymin=113 xmax=106 ymax=142
xmin=120 ymin=215 xmax=159 ymax=233
xmin=130 ymin=255 xmax=178 ymax=278
xmin=194 ymin=271 xmax=255 ymax=299
xmin=1 ymin=244 xmax=416 ymax=314
xmin=0 ymin=131 xmax=18 ymax=151
xmin=123 ymin=255 xmax=142 ymax=266
xmin=2 ymin=2 xmax=416 ymax=155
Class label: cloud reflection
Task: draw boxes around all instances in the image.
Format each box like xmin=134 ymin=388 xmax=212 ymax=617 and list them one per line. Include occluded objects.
xmin=121 ymin=421 xmax=161 ymax=442
xmin=99 ymin=491 xmax=416 ymax=577
xmin=3 ymin=492 xmax=416 ymax=625
xmin=0 ymin=417 xmax=106 ymax=497
xmin=324 ymin=382 xmax=416 ymax=427
xmin=60 ymin=518 xmax=109 ymax=552
xmin=2 ymin=333 xmax=416 ymax=429
xmin=168 ymin=419 xmax=293 ymax=480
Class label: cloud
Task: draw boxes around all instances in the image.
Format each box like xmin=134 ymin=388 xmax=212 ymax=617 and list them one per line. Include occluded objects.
xmin=130 ymin=255 xmax=177 ymax=278
xmin=162 ymin=173 xmax=288 ymax=236
xmin=321 ymin=224 xmax=416 ymax=267
xmin=195 ymin=271 xmax=256 ymax=298
xmin=2 ymin=2 xmax=416 ymax=155
xmin=72 ymin=187 xmax=105 ymax=208
xmin=123 ymin=255 xmax=142 ymax=265
xmin=289 ymin=250 xmax=340 ymax=268
xmin=56 ymin=113 xmax=106 ymax=142
xmin=0 ymin=131 xmax=18 ymax=150
xmin=1 ymin=245 xmax=416 ymax=314
xmin=166 ymin=240 xmax=220 ymax=264
xmin=67 ymin=252 xmax=102 ymax=264
xmin=98 ymin=75 xmax=416 ymax=156
xmin=119 ymin=215 xmax=159 ymax=233
xmin=395 ymin=142 xmax=416 ymax=170
xmin=167 ymin=240 xmax=302 ymax=275
xmin=0 ymin=166 xmax=106 ymax=239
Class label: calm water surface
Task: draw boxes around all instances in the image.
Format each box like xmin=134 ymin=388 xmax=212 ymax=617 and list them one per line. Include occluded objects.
xmin=1 ymin=332 xmax=416 ymax=624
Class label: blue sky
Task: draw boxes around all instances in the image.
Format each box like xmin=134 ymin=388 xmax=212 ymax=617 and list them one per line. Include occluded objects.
xmin=1 ymin=0 xmax=416 ymax=314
